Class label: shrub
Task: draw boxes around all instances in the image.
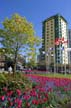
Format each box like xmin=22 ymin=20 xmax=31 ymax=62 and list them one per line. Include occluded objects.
xmin=0 ymin=73 xmax=32 ymax=95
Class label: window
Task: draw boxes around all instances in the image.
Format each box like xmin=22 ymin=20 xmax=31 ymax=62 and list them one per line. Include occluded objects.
xmin=51 ymin=20 xmax=53 ymax=23
xmin=51 ymin=42 xmax=54 ymax=44
xmin=51 ymin=32 xmax=53 ymax=35
xmin=47 ymin=38 xmax=49 ymax=40
xmin=57 ymin=56 xmax=60 ymax=59
xmin=51 ymin=38 xmax=54 ymax=40
xmin=51 ymin=52 xmax=54 ymax=54
xmin=47 ymin=33 xmax=49 ymax=35
xmin=57 ymin=60 xmax=60 ymax=63
xmin=47 ymin=43 xmax=49 ymax=45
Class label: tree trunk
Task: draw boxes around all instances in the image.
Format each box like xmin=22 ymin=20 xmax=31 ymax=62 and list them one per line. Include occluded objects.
xmin=13 ymin=62 xmax=16 ymax=76
xmin=13 ymin=49 xmax=18 ymax=76
xmin=13 ymin=42 xmax=19 ymax=76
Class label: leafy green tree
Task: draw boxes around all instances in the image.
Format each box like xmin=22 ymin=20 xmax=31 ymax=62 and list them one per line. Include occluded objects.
xmin=0 ymin=48 xmax=6 ymax=55
xmin=0 ymin=13 xmax=41 ymax=75
xmin=24 ymin=36 xmax=41 ymax=69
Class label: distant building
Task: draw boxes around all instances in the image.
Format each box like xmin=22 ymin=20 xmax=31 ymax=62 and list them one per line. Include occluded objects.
xmin=0 ymin=54 xmax=5 ymax=69
xmin=39 ymin=14 xmax=68 ymax=71
xmin=68 ymin=29 xmax=71 ymax=64
xmin=37 ymin=48 xmax=46 ymax=70
xmin=0 ymin=48 xmax=6 ymax=70
xmin=0 ymin=49 xmax=26 ymax=71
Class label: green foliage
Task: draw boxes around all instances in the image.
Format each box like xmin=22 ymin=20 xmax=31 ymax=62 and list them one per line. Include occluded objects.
xmin=0 ymin=73 xmax=32 ymax=95
xmin=0 ymin=13 xmax=41 ymax=73
xmin=0 ymin=14 xmax=35 ymax=53
xmin=32 ymin=82 xmax=37 ymax=88
xmin=47 ymin=88 xmax=71 ymax=108
xmin=38 ymin=73 xmax=71 ymax=79
xmin=0 ymin=73 xmax=71 ymax=108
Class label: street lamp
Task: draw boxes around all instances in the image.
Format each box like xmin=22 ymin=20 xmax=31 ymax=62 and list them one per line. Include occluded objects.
xmin=66 ymin=48 xmax=71 ymax=74
xmin=60 ymin=46 xmax=67 ymax=75
xmin=48 ymin=48 xmax=56 ymax=74
xmin=42 ymin=51 xmax=48 ymax=73
xmin=64 ymin=47 xmax=67 ymax=75
xmin=42 ymin=47 xmax=55 ymax=74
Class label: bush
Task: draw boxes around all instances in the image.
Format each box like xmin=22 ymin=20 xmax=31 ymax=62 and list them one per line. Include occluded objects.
xmin=0 ymin=73 xmax=32 ymax=95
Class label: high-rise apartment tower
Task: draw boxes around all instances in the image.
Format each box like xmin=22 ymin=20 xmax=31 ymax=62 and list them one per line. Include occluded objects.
xmin=41 ymin=14 xmax=68 ymax=71
xmin=68 ymin=29 xmax=71 ymax=64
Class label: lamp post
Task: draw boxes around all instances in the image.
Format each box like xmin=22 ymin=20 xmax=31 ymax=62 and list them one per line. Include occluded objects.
xmin=44 ymin=46 xmax=67 ymax=74
xmin=60 ymin=46 xmax=67 ymax=75
xmin=42 ymin=47 xmax=55 ymax=74
xmin=66 ymin=48 xmax=71 ymax=74
xmin=42 ymin=51 xmax=48 ymax=73
xmin=49 ymin=47 xmax=56 ymax=74
xmin=64 ymin=47 xmax=67 ymax=75
xmin=46 ymin=52 xmax=49 ymax=73
xmin=55 ymin=37 xmax=68 ymax=74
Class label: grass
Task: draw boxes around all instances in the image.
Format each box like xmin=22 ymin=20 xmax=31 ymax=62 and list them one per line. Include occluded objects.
xmin=35 ymin=73 xmax=71 ymax=79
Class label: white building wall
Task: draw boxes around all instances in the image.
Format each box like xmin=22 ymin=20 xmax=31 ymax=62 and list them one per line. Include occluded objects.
xmin=61 ymin=19 xmax=68 ymax=64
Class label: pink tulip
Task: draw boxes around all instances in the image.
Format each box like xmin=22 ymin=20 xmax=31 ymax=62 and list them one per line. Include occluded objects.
xmin=7 ymin=97 xmax=11 ymax=101
xmin=1 ymin=96 xmax=5 ymax=101
xmin=16 ymin=89 xmax=21 ymax=96
xmin=3 ymin=87 xmax=7 ymax=92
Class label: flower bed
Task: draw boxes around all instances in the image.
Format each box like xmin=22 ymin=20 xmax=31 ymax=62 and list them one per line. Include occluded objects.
xmin=26 ymin=74 xmax=71 ymax=108
xmin=0 ymin=74 xmax=71 ymax=108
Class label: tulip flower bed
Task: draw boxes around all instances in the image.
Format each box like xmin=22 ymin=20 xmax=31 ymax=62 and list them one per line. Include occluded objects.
xmin=0 ymin=73 xmax=32 ymax=108
xmin=25 ymin=74 xmax=71 ymax=108
xmin=0 ymin=73 xmax=71 ymax=108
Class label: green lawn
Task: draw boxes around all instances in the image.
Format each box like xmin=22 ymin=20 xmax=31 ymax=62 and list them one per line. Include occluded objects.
xmin=36 ymin=73 xmax=71 ymax=79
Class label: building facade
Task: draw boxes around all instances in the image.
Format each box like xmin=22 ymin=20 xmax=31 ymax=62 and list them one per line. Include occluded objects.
xmin=68 ymin=29 xmax=71 ymax=64
xmin=41 ymin=14 xmax=68 ymax=71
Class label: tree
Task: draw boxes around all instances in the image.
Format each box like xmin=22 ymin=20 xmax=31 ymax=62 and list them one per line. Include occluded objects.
xmin=26 ymin=48 xmax=36 ymax=68
xmin=0 ymin=48 xmax=6 ymax=55
xmin=23 ymin=36 xmax=41 ymax=68
xmin=0 ymin=13 xmax=41 ymax=75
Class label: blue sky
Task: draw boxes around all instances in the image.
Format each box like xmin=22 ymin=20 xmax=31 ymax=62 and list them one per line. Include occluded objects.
xmin=0 ymin=0 xmax=71 ymax=38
